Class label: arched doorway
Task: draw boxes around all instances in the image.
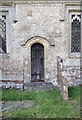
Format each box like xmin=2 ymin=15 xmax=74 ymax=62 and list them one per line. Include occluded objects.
xmin=31 ymin=43 xmax=44 ymax=82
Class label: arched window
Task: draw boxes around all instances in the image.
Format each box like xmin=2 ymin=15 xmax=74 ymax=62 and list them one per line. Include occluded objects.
xmin=71 ymin=14 xmax=81 ymax=52
xmin=0 ymin=15 xmax=6 ymax=53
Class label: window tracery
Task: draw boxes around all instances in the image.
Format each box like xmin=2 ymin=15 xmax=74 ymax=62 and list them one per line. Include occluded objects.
xmin=71 ymin=14 xmax=81 ymax=52
xmin=0 ymin=15 xmax=6 ymax=53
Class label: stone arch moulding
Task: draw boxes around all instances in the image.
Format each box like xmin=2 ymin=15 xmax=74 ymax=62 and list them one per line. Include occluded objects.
xmin=21 ymin=36 xmax=54 ymax=47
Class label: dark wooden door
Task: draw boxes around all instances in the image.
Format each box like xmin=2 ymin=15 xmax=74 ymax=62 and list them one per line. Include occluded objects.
xmin=31 ymin=43 xmax=44 ymax=82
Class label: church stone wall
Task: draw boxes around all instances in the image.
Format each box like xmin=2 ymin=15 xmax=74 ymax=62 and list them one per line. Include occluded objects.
xmin=0 ymin=1 xmax=80 ymax=86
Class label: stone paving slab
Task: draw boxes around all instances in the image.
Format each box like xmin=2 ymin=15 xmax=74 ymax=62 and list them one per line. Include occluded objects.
xmin=0 ymin=100 xmax=34 ymax=112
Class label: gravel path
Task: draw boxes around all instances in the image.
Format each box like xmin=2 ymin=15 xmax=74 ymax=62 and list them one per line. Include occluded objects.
xmin=0 ymin=100 xmax=34 ymax=112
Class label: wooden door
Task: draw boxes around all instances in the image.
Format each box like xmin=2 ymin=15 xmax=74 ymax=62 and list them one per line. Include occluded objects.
xmin=31 ymin=43 xmax=44 ymax=82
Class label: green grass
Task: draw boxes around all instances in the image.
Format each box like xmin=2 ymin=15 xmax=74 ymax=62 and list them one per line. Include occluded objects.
xmin=1 ymin=89 xmax=37 ymax=101
xmin=68 ymin=86 xmax=80 ymax=99
xmin=0 ymin=86 xmax=80 ymax=118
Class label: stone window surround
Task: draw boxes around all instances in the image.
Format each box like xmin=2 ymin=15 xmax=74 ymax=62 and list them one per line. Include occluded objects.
xmin=66 ymin=5 xmax=81 ymax=58
xmin=0 ymin=8 xmax=10 ymax=55
xmin=70 ymin=12 xmax=81 ymax=55
xmin=70 ymin=13 xmax=81 ymax=53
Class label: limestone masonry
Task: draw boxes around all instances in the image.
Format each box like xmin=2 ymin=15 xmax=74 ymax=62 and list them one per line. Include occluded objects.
xmin=0 ymin=0 xmax=81 ymax=87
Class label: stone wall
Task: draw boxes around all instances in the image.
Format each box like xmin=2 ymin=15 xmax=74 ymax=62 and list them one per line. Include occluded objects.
xmin=62 ymin=66 xmax=80 ymax=86
xmin=0 ymin=1 xmax=81 ymax=85
xmin=0 ymin=55 xmax=23 ymax=81
xmin=57 ymin=56 xmax=68 ymax=100
xmin=57 ymin=56 xmax=80 ymax=86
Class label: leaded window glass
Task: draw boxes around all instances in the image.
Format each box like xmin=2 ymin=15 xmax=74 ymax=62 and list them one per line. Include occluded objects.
xmin=71 ymin=14 xmax=81 ymax=52
xmin=0 ymin=15 xmax=6 ymax=53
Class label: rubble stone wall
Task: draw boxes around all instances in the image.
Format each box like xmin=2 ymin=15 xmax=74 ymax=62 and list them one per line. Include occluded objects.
xmin=62 ymin=66 xmax=80 ymax=86
xmin=0 ymin=1 xmax=80 ymax=86
xmin=0 ymin=55 xmax=23 ymax=81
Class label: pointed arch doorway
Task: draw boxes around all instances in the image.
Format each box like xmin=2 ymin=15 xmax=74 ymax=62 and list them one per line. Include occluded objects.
xmin=31 ymin=43 xmax=44 ymax=82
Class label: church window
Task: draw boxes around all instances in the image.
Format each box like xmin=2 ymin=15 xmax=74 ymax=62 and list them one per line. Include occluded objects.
xmin=71 ymin=14 xmax=81 ymax=52
xmin=0 ymin=15 xmax=6 ymax=53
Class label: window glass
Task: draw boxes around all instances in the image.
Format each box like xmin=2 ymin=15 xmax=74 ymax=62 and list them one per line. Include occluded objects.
xmin=71 ymin=14 xmax=81 ymax=52
xmin=0 ymin=15 xmax=6 ymax=53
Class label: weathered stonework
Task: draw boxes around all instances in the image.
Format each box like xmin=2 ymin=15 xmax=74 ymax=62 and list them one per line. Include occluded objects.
xmin=62 ymin=66 xmax=80 ymax=86
xmin=0 ymin=0 xmax=81 ymax=87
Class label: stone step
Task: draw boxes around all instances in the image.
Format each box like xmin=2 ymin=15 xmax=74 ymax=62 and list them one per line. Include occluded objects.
xmin=24 ymin=82 xmax=57 ymax=91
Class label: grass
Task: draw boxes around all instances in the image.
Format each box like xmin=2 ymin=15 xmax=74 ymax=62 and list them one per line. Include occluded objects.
xmin=0 ymin=86 xmax=80 ymax=118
